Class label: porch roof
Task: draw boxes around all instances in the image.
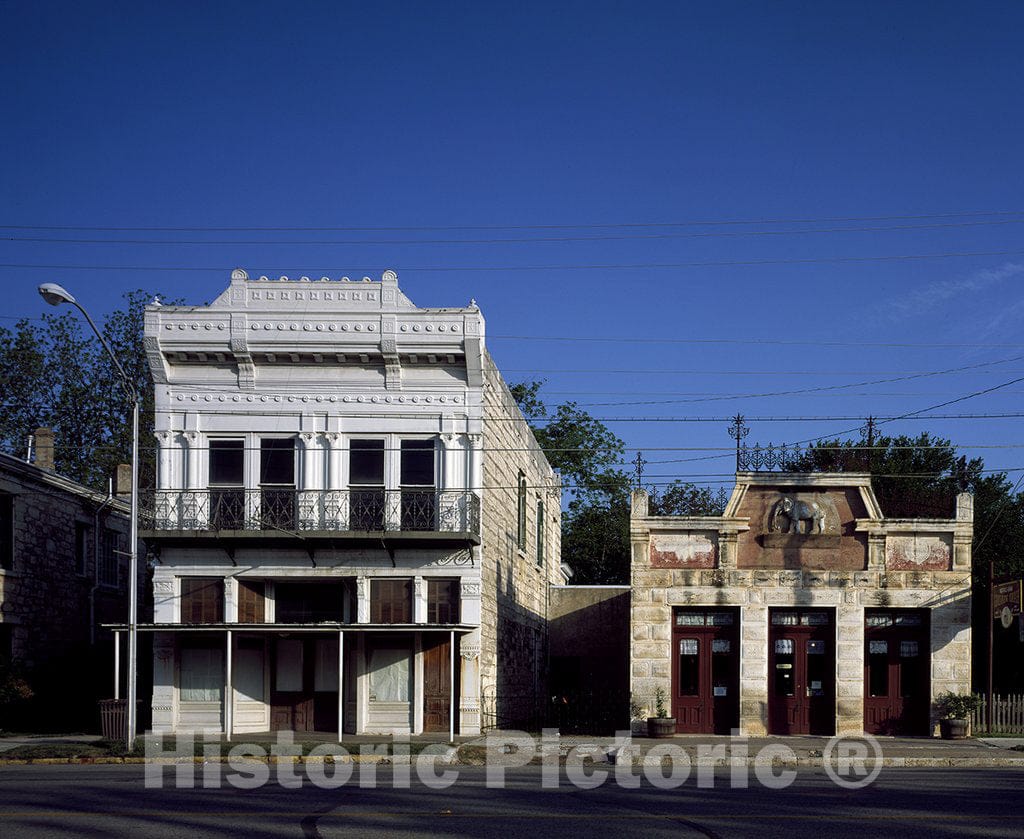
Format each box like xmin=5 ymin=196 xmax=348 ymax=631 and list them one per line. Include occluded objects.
xmin=102 ymin=622 xmax=476 ymax=633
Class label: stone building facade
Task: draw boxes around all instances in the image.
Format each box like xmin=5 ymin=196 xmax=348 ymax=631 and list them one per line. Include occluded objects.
xmin=630 ymin=472 xmax=972 ymax=737
xmin=138 ymin=269 xmax=561 ymax=737
xmin=0 ymin=443 xmax=134 ymax=728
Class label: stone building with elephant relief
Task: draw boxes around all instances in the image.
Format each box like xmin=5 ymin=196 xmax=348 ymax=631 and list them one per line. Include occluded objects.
xmin=630 ymin=471 xmax=973 ymax=737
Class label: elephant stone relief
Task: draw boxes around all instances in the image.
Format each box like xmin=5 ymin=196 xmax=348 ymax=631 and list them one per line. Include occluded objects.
xmin=769 ymin=495 xmax=837 ymax=535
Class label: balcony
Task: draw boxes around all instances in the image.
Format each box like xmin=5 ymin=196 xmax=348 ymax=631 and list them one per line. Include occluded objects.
xmin=139 ymin=488 xmax=480 ymax=542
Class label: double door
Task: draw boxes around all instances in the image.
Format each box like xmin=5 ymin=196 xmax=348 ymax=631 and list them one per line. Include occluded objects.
xmin=672 ymin=609 xmax=740 ymax=734
xmin=768 ymin=609 xmax=835 ymax=735
xmin=864 ymin=609 xmax=930 ymax=735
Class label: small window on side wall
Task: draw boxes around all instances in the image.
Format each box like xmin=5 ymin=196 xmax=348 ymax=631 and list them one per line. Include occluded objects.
xmin=0 ymin=494 xmax=13 ymax=571
xmin=536 ymin=497 xmax=545 ymax=568
xmin=516 ymin=471 xmax=527 ymax=551
xmin=99 ymin=530 xmax=119 ymax=587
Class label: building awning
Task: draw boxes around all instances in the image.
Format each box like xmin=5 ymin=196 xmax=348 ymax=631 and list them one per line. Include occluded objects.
xmin=101 ymin=622 xmax=475 ymax=633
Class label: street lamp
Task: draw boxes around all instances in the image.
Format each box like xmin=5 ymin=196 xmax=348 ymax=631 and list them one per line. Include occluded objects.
xmin=38 ymin=282 xmax=141 ymax=748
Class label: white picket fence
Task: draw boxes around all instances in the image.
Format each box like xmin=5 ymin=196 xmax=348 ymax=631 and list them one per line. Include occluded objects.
xmin=971 ymin=694 xmax=1024 ymax=734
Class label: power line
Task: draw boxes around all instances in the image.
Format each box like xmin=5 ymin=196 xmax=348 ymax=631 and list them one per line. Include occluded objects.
xmin=3 ymin=208 xmax=1022 ymax=232
xmin=7 ymin=217 xmax=1024 ymax=245
xmin=4 ymin=247 xmax=1024 ymax=273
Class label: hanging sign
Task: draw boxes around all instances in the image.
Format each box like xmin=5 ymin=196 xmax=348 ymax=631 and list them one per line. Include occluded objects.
xmin=991 ymin=580 xmax=1022 ymax=621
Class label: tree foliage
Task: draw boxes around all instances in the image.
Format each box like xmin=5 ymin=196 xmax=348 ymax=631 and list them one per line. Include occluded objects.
xmin=511 ymin=381 xmax=727 ymax=584
xmin=0 ymin=290 xmax=161 ymax=491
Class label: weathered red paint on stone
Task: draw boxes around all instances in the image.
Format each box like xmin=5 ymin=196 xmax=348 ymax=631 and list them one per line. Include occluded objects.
xmin=650 ymin=545 xmax=715 ymax=568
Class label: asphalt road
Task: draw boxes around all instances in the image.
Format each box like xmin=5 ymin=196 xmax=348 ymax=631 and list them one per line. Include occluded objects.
xmin=0 ymin=764 xmax=1019 ymax=838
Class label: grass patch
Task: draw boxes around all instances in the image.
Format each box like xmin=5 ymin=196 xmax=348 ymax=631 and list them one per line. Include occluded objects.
xmin=1 ymin=744 xmax=111 ymax=760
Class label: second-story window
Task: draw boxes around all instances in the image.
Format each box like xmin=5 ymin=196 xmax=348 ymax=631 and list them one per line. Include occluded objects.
xmin=400 ymin=439 xmax=435 ymax=530
xmin=209 ymin=439 xmax=244 ymax=529
xmin=180 ymin=577 xmax=224 ymax=623
xmin=350 ymin=439 xmax=385 ymax=529
xmin=260 ymin=438 xmax=296 ymax=530
xmin=371 ymin=578 xmax=412 ymax=623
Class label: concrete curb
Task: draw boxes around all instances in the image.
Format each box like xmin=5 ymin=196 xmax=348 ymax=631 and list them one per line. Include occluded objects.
xmin=1 ymin=755 xmax=1023 ymax=768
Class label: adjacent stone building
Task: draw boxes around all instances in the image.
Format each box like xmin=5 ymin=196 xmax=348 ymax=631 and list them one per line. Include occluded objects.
xmin=137 ymin=269 xmax=561 ymax=737
xmin=630 ymin=472 xmax=973 ymax=736
xmin=0 ymin=439 xmax=134 ymax=729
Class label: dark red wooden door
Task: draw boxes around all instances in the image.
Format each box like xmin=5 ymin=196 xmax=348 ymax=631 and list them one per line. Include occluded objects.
xmin=672 ymin=609 xmax=739 ymax=734
xmin=864 ymin=610 xmax=930 ymax=735
xmin=423 ymin=637 xmax=453 ymax=733
xmin=769 ymin=609 xmax=835 ymax=735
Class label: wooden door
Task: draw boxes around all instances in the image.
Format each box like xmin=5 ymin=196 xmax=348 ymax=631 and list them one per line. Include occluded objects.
xmin=423 ymin=637 xmax=453 ymax=733
xmin=672 ymin=609 xmax=739 ymax=734
xmin=864 ymin=610 xmax=930 ymax=735
xmin=769 ymin=609 xmax=835 ymax=735
xmin=270 ymin=637 xmax=338 ymax=732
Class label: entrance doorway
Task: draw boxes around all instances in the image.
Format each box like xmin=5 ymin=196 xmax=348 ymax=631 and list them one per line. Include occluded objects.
xmin=768 ymin=609 xmax=835 ymax=735
xmin=671 ymin=608 xmax=740 ymax=734
xmin=270 ymin=637 xmax=339 ymax=732
xmin=422 ymin=636 xmax=456 ymax=733
xmin=864 ymin=609 xmax=930 ymax=735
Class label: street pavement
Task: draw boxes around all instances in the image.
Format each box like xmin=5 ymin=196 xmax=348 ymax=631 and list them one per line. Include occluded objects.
xmin=0 ymin=764 xmax=1020 ymax=838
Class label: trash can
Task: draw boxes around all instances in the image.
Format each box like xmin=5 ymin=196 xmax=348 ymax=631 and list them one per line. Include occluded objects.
xmin=99 ymin=698 xmax=127 ymax=741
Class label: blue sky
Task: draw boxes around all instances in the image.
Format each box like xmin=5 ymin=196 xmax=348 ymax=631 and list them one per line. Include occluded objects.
xmin=3 ymin=1 xmax=1024 ymax=489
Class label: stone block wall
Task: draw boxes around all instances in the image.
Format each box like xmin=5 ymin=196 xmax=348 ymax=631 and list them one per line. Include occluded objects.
xmin=0 ymin=455 xmax=135 ymax=727
xmin=630 ymin=479 xmax=974 ymax=737
xmin=479 ymin=353 xmax=562 ymax=728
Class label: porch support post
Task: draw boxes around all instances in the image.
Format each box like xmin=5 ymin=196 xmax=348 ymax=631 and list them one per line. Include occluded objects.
xmin=114 ymin=630 xmax=121 ymax=700
xmin=338 ymin=629 xmax=345 ymax=742
xmin=225 ymin=629 xmax=233 ymax=737
xmin=449 ymin=630 xmax=455 ymax=742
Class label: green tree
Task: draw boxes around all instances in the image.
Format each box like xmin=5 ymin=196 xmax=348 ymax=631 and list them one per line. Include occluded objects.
xmin=788 ymin=430 xmax=1024 ymax=692
xmin=0 ymin=290 xmax=162 ymax=491
xmin=511 ymin=381 xmax=727 ymax=584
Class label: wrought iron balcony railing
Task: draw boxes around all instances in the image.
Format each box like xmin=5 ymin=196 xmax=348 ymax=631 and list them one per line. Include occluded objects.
xmin=140 ymin=488 xmax=481 ymax=536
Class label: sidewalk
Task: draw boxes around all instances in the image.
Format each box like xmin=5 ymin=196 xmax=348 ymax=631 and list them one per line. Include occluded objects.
xmin=465 ymin=731 xmax=1024 ymax=768
xmin=0 ymin=731 xmax=1022 ymax=767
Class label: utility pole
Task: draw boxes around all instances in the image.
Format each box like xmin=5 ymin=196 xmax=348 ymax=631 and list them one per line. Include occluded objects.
xmin=728 ymin=414 xmax=749 ymax=471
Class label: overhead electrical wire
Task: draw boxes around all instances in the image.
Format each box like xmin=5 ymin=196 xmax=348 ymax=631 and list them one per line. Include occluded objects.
xmin=4 ymin=248 xmax=1024 ymax=273
xmin=3 ymin=208 xmax=1022 ymax=232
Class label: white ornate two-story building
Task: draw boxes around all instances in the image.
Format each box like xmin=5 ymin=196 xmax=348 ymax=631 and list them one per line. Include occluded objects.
xmin=138 ymin=269 xmax=561 ymax=738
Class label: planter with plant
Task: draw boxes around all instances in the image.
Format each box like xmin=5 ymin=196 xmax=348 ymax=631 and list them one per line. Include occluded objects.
xmin=646 ymin=687 xmax=676 ymax=738
xmin=935 ymin=691 xmax=982 ymax=739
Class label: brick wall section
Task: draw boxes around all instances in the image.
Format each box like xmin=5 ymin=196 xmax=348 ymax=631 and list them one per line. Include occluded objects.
xmin=479 ymin=351 xmax=562 ymax=727
xmin=0 ymin=454 xmax=137 ymax=727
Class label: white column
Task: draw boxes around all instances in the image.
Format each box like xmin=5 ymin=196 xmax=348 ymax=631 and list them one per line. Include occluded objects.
xmin=113 ymin=630 xmax=121 ymax=699
xmin=184 ymin=432 xmax=201 ymax=490
xmin=225 ymin=630 xmax=233 ymax=737
xmin=413 ymin=576 xmax=427 ymax=624
xmin=413 ymin=633 xmax=424 ymax=735
xmin=449 ymin=630 xmax=456 ymax=742
xmin=338 ymin=629 xmax=345 ymax=740
xmin=467 ymin=434 xmax=483 ymax=494
xmin=356 ymin=577 xmax=370 ymax=624
xmin=300 ymin=432 xmax=319 ymax=490
xmin=155 ymin=432 xmax=174 ymax=490
xmin=325 ymin=433 xmax=343 ymax=490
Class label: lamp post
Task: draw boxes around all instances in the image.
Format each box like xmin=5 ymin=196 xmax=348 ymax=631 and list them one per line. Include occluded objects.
xmin=38 ymin=283 xmax=140 ymax=748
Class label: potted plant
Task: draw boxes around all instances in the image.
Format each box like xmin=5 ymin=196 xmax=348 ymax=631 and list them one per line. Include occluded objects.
xmin=935 ymin=691 xmax=982 ymax=739
xmin=646 ymin=687 xmax=676 ymax=738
